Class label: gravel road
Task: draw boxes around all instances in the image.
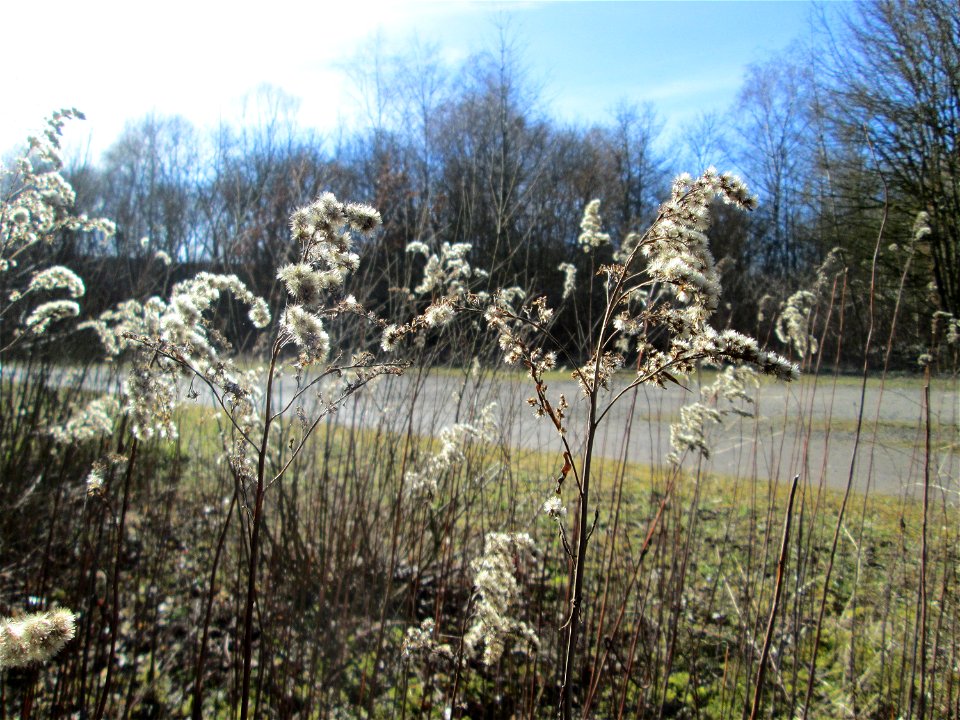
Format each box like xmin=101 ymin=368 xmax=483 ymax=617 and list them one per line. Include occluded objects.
xmin=292 ymin=369 xmax=959 ymax=499
xmin=13 ymin=362 xmax=957 ymax=498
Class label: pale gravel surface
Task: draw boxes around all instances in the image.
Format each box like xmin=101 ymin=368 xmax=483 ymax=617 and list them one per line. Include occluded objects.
xmin=15 ymin=363 xmax=958 ymax=498
xmin=295 ymin=370 xmax=959 ymax=500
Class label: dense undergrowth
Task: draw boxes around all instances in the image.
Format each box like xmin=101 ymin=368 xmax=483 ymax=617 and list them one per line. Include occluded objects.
xmin=1 ymin=362 xmax=957 ymax=719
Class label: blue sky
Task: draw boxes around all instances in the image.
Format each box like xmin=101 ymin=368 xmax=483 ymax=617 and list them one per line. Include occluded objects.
xmin=440 ymin=2 xmax=819 ymax=124
xmin=1 ymin=1 xmax=832 ymax=160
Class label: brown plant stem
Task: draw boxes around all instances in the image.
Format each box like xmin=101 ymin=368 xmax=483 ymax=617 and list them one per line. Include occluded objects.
xmin=749 ymin=474 xmax=799 ymax=720
xmin=239 ymin=338 xmax=280 ymax=720
xmin=911 ymin=378 xmax=931 ymax=719
xmin=559 ymin=403 xmax=597 ymax=720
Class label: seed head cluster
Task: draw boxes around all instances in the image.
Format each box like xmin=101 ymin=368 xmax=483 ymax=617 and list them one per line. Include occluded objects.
xmin=484 ymin=169 xmax=796 ymax=397
xmin=668 ymin=365 xmax=759 ymax=464
xmin=83 ymin=272 xmax=270 ymax=440
xmin=50 ymin=395 xmax=119 ymax=444
xmin=0 ymin=609 xmax=76 ymax=669
xmin=2 ymin=111 xmax=114 ymax=350
xmin=578 ymin=199 xmax=611 ymax=252
xmin=464 ymin=532 xmax=539 ymax=666
xmin=405 ymin=403 xmax=497 ymax=503
xmin=558 ymin=262 xmax=577 ymax=300
xmin=279 ymin=193 xmax=381 ymax=362
xmin=406 ymin=240 xmax=486 ymax=297
xmin=776 ymin=290 xmax=819 ymax=357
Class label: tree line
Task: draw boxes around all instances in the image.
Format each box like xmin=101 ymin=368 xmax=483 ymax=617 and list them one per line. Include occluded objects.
xmin=39 ymin=0 xmax=960 ymax=369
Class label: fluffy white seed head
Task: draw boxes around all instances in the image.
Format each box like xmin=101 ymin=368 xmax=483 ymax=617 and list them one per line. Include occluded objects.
xmin=558 ymin=262 xmax=576 ymax=300
xmin=282 ymin=306 xmax=330 ymax=362
xmin=578 ymin=199 xmax=611 ymax=252
xmin=464 ymin=532 xmax=539 ymax=666
xmin=27 ymin=266 xmax=85 ymax=298
xmin=25 ymin=300 xmax=79 ymax=335
xmin=0 ymin=609 xmax=76 ymax=668
xmin=424 ymin=301 xmax=455 ymax=328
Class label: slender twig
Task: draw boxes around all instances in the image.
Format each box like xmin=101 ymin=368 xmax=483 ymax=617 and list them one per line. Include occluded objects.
xmin=239 ymin=338 xmax=281 ymax=720
xmin=749 ymin=474 xmax=800 ymax=720
xmin=131 ymin=337 xmax=258 ymax=451
xmin=269 ymin=359 xmax=409 ymax=423
xmin=267 ymin=370 xmax=399 ymax=488
xmin=913 ymin=379 xmax=931 ymax=719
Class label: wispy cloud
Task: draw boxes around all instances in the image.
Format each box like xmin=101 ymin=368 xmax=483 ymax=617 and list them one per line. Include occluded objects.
xmin=1 ymin=0 xmax=812 ymax=157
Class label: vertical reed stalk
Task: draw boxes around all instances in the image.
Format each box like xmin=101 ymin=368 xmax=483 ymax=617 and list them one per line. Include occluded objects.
xmin=239 ymin=339 xmax=280 ymax=720
xmin=749 ymin=474 xmax=799 ymax=720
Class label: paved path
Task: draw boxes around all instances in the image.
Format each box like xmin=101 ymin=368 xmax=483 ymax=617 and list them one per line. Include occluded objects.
xmin=11 ymin=362 xmax=957 ymax=498
xmin=295 ymin=370 xmax=958 ymax=499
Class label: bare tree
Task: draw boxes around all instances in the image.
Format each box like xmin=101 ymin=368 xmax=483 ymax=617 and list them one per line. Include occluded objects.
xmin=732 ymin=49 xmax=818 ymax=278
xmin=605 ymin=101 xmax=667 ymax=235
xmin=827 ymin=0 xmax=960 ymax=315
xmin=97 ymin=114 xmax=201 ymax=263
xmin=678 ymin=110 xmax=730 ymax=175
